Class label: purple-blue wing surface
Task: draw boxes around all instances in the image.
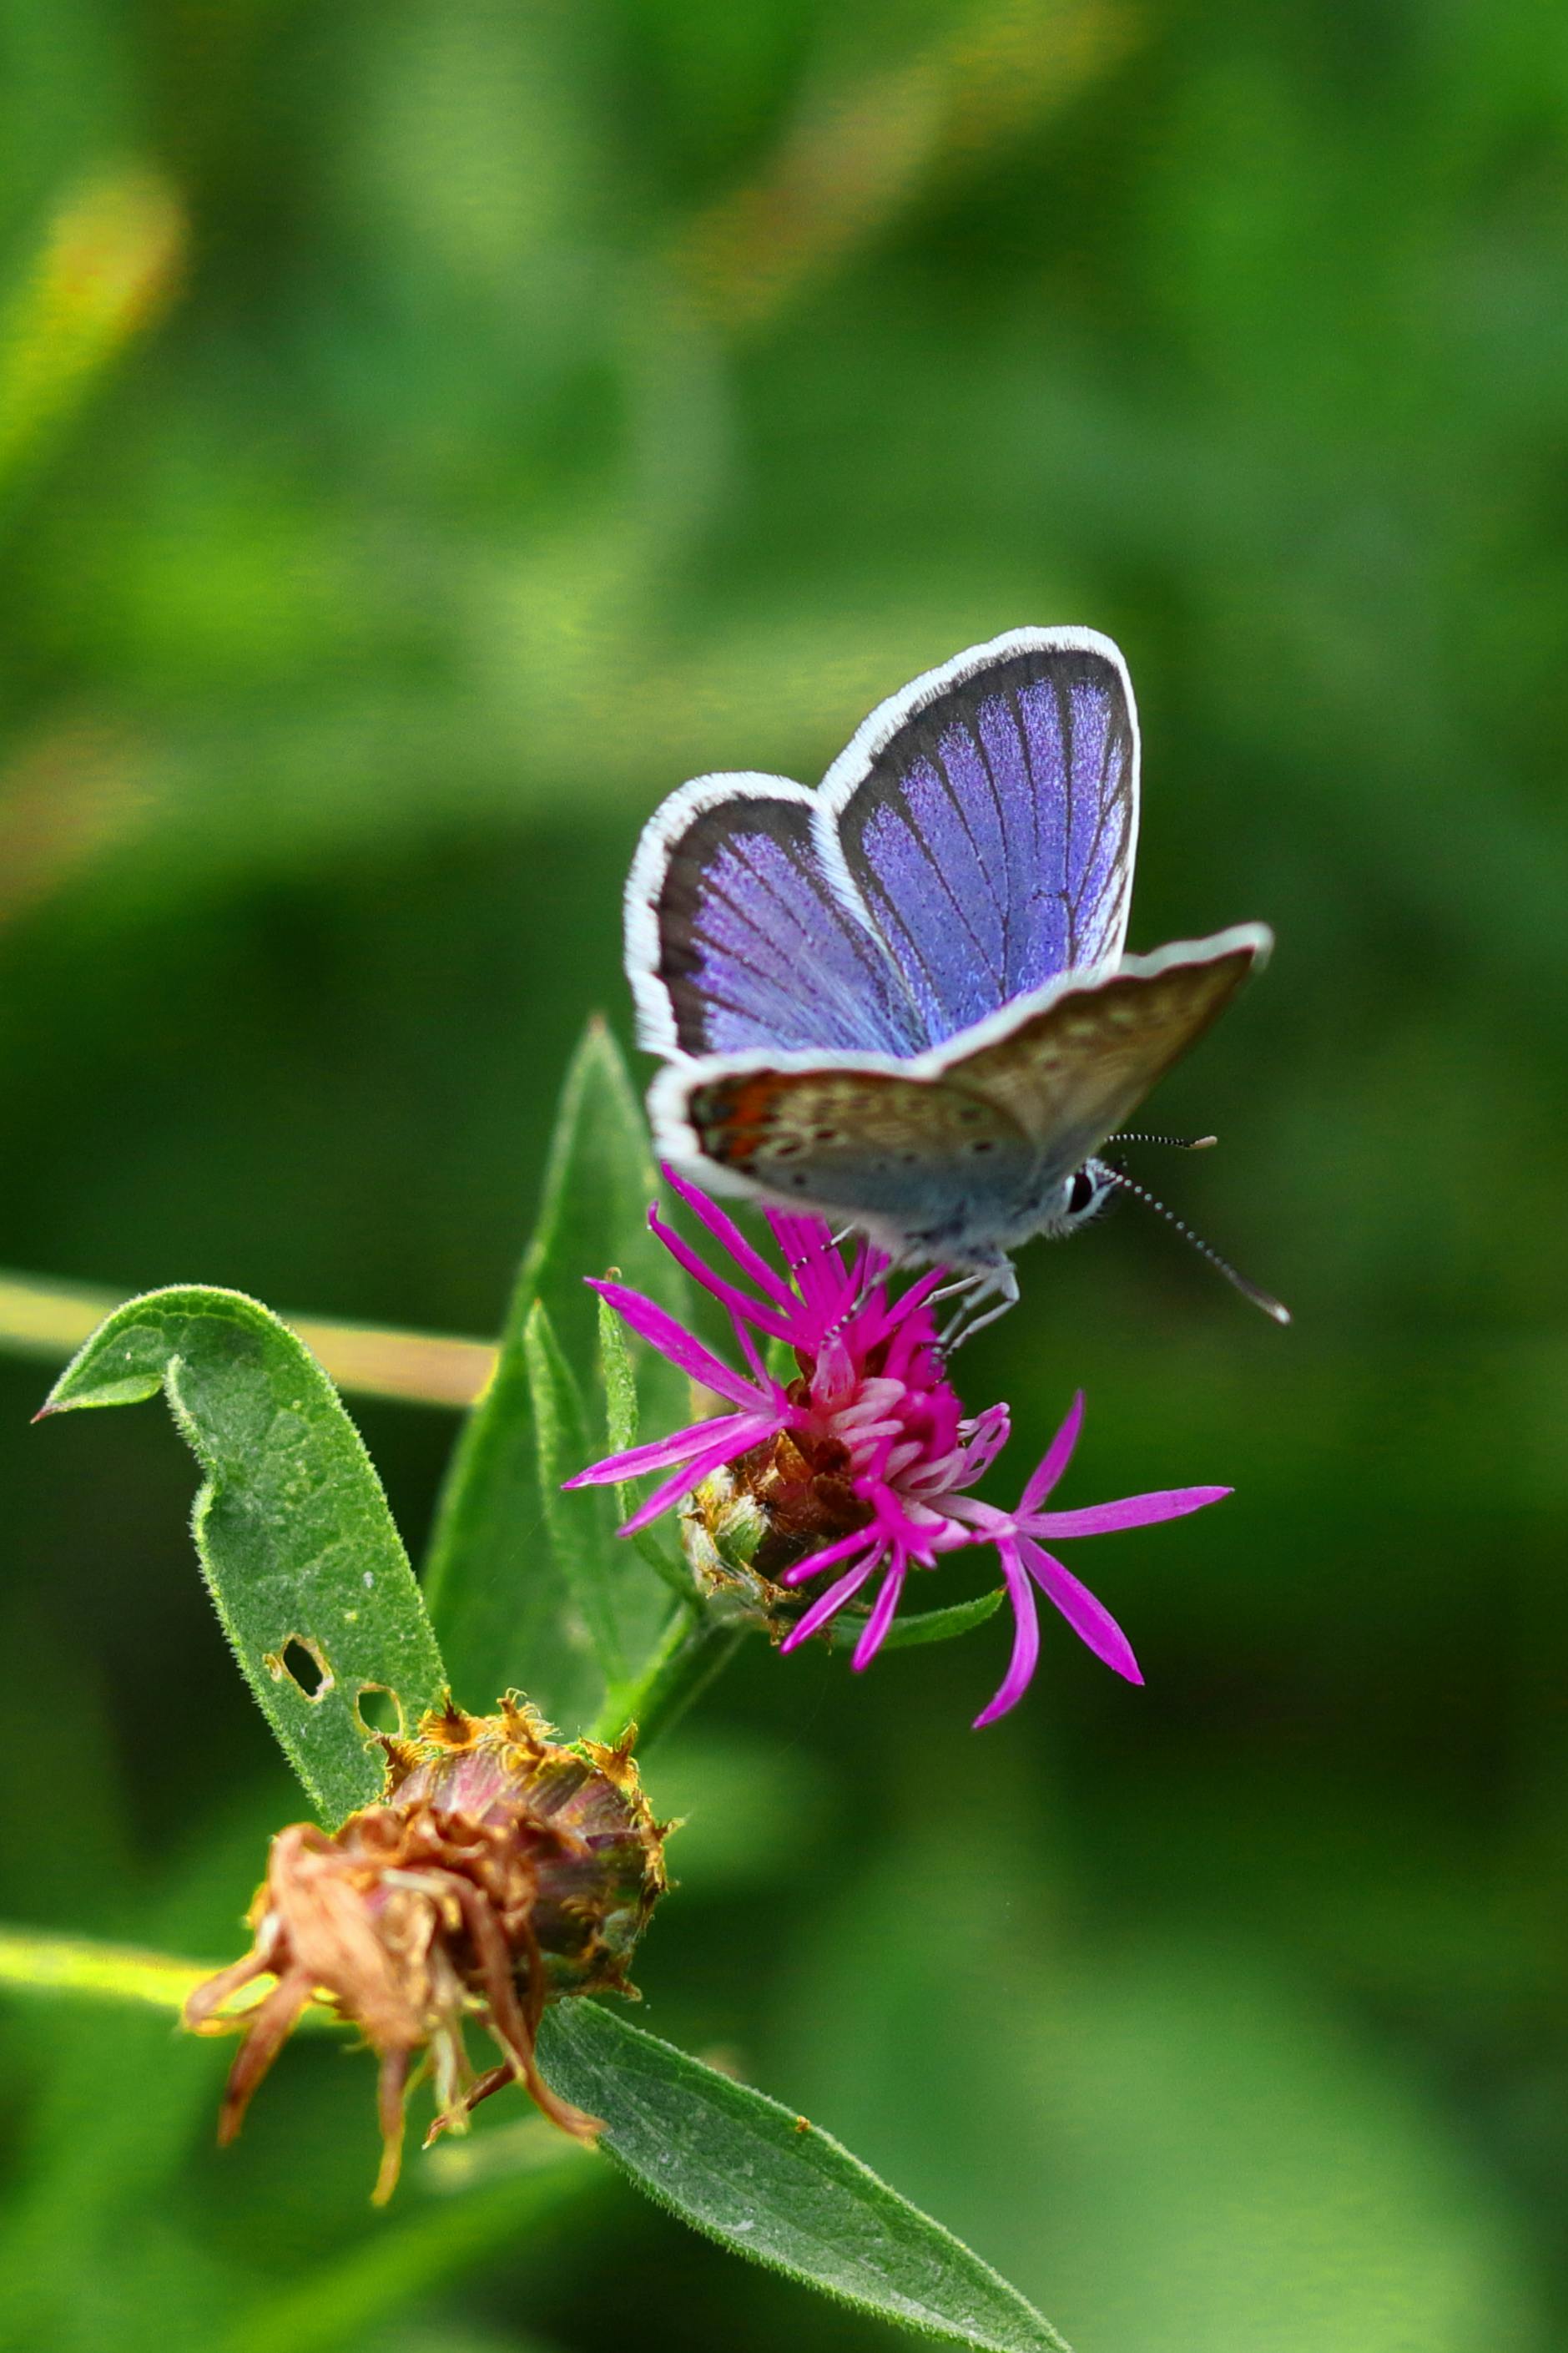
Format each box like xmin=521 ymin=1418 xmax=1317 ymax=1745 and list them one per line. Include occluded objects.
xmin=635 ymin=790 xmax=926 ymax=1058
xmin=829 ymin=638 xmax=1137 ymax=1048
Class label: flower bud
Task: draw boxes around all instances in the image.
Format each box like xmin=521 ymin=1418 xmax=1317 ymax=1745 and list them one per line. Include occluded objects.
xmin=184 ymin=1697 xmax=668 ymax=2200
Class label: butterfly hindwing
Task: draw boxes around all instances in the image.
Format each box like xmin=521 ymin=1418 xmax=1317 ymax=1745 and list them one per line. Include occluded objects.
xmin=662 ymin=1062 xmax=1037 ymax=1236
xmin=648 ymin=927 xmax=1270 ymax=1262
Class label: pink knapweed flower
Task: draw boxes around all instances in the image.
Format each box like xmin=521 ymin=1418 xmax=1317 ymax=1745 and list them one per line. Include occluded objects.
xmin=566 ymin=1169 xmax=1230 ymax=1728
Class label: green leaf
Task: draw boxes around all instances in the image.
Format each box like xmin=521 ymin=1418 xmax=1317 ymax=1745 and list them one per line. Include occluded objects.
xmin=536 ymin=2001 xmax=1070 ymax=2353
xmin=597 ymin=1291 xmax=692 ymax=1599
xmin=523 ymin=1300 xmax=624 ymax=1682
xmin=422 ymin=1017 xmax=690 ymax=1727
xmin=38 ymin=1285 xmax=447 ymax=1824
xmin=830 ymin=1588 xmax=1004 ymax=1654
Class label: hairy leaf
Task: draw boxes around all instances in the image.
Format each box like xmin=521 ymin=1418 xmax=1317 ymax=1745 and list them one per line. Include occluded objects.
xmin=38 ymin=1286 xmax=446 ymax=1823
xmin=850 ymin=1581 xmax=1001 ymax=1656
xmin=537 ymin=2001 xmax=1071 ymax=2353
xmin=523 ymin=1300 xmax=624 ymax=1682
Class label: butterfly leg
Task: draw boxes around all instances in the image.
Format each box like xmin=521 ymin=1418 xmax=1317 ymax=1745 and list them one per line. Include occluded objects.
xmin=928 ymin=1272 xmax=984 ymax=1306
xmin=947 ymin=1284 xmax=1019 ymax=1347
xmin=937 ymin=1258 xmax=1020 ymax=1348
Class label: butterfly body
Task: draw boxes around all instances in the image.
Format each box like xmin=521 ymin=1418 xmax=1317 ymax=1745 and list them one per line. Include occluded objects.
xmin=625 ymin=628 xmax=1271 ymax=1306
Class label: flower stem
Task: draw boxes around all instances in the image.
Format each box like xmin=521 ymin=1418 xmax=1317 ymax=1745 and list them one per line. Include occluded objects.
xmin=591 ymin=1609 xmax=747 ymax=1751
xmin=0 ymin=1266 xmax=496 ymax=1406
xmin=0 ymin=1923 xmax=324 ymax=2028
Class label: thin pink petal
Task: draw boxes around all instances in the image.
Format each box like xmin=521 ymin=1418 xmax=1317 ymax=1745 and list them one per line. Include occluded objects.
xmin=658 ymin=1165 xmax=794 ymax=1304
xmin=851 ymin=1560 xmax=908 ymax=1670
xmin=885 ymin=1264 xmax=945 ymax=1331
xmin=972 ymin=1543 xmax=1040 ymax=1729
xmin=1017 ymin=1391 xmax=1085 ymax=1513
xmin=954 ymin=1401 xmax=1011 ymax=1482
xmin=648 ymin=1208 xmax=797 ymax=1343
xmin=619 ymin=1416 xmax=779 ymax=1533
xmin=780 ymin=1527 xmax=880 ymax=1587
xmin=940 ymin=1492 xmax=1011 ymax=1537
xmin=779 ymin=1548 xmax=880 ymax=1651
xmin=731 ymin=1307 xmax=770 ymax=1388
xmin=587 ymin=1280 xmax=765 ymax=1410
xmin=1026 ymin=1487 xmax=1231 ymax=1541
xmin=763 ymin=1212 xmax=846 ymax=1320
xmin=1020 ymin=1538 xmax=1142 ymax=1684
xmin=565 ymin=1412 xmax=757 ymax=1489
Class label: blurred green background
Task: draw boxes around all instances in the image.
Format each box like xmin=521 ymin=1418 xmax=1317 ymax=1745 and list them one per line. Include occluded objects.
xmin=3 ymin=1 xmax=1565 ymax=2347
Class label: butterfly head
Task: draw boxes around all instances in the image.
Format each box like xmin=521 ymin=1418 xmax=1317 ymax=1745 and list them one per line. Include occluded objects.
xmin=1058 ymin=1160 xmax=1119 ymax=1233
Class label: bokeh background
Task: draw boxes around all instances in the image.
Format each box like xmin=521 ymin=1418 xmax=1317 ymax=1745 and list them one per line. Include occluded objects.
xmin=3 ymin=2 xmax=1566 ymax=2347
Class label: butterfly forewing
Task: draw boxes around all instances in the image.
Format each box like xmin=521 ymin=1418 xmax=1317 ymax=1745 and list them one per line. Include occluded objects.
xmin=628 ymin=785 xmax=923 ymax=1058
xmin=828 ymin=634 xmax=1138 ymax=1047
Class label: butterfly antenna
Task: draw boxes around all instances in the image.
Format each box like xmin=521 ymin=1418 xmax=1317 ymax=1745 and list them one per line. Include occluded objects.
xmin=1100 ymin=1166 xmax=1291 ymax=1325
xmin=1114 ymin=1131 xmax=1218 ymax=1150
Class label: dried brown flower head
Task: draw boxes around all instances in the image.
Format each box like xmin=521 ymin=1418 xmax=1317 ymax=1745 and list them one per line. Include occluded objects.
xmin=184 ymin=1697 xmax=668 ymax=2200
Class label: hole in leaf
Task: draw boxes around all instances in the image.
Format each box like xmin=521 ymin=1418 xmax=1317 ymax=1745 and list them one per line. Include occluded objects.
xmin=266 ymin=1635 xmax=333 ymax=1702
xmin=355 ymin=1684 xmax=404 ymax=1739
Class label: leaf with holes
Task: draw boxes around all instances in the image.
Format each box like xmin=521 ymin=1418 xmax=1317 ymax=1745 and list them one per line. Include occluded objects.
xmin=537 ymin=2001 xmax=1071 ymax=2353
xmin=422 ymin=1017 xmax=691 ymax=1729
xmin=37 ymin=1286 xmax=447 ymax=1825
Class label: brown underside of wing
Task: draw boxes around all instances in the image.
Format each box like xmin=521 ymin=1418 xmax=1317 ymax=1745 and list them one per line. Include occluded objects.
xmin=685 ymin=1066 xmax=1022 ymax=1174
xmin=953 ymin=947 xmax=1258 ymax=1146
xmin=684 ymin=945 xmax=1258 ymax=1184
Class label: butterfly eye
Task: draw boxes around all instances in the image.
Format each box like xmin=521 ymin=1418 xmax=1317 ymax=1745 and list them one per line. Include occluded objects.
xmin=1066 ymin=1168 xmax=1100 ymax=1217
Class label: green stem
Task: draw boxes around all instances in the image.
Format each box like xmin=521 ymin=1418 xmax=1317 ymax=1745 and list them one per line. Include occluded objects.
xmin=226 ymin=2156 xmax=597 ymax=2353
xmin=0 ymin=1267 xmax=495 ymax=1407
xmin=0 ymin=1924 xmax=332 ymax=2028
xmin=591 ymin=1610 xmax=748 ymax=1751
xmin=0 ymin=1926 xmax=210 ymax=2012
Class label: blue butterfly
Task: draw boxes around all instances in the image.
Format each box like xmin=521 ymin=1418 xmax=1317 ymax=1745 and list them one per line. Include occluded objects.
xmin=624 ymin=628 xmax=1279 ymax=1333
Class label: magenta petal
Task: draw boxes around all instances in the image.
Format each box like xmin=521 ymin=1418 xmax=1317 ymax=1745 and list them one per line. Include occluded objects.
xmin=659 ymin=1164 xmax=794 ymax=1305
xmin=565 ymin=1412 xmax=757 ymax=1489
xmin=971 ymin=1543 xmax=1040 ymax=1729
xmin=850 ymin=1559 xmax=908 ymax=1670
xmin=731 ymin=1307 xmax=770 ymax=1388
xmin=892 ymin=1264 xmax=946 ymax=1320
xmin=780 ymin=1527 xmax=880 ymax=1587
xmin=587 ymin=1280 xmax=765 ymax=1410
xmin=779 ymin=1549 xmax=880 ymax=1652
xmin=1017 ymin=1391 xmax=1085 ymax=1514
xmin=648 ymin=1209 xmax=797 ymax=1344
xmin=1026 ymin=1486 xmax=1231 ymax=1540
xmin=618 ymin=1416 xmax=779 ymax=1533
xmin=1020 ymin=1538 xmax=1142 ymax=1684
xmin=955 ymin=1401 xmax=1011 ymax=1482
xmin=763 ymin=1211 xmax=844 ymax=1315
